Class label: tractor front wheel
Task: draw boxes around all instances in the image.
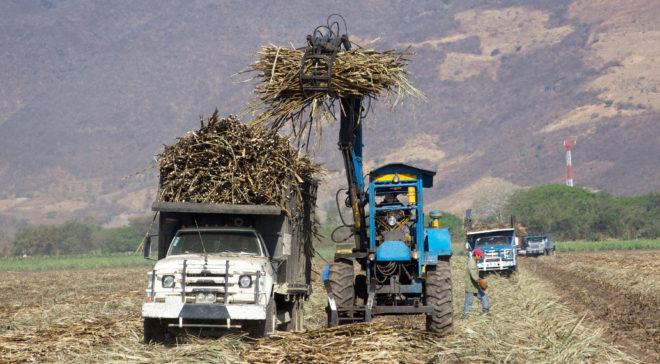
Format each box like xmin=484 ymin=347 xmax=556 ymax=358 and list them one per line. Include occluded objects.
xmin=425 ymin=260 xmax=453 ymax=335
xmin=326 ymin=258 xmax=354 ymax=325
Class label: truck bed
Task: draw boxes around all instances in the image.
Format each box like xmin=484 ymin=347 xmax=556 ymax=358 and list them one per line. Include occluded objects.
xmin=152 ymin=201 xmax=283 ymax=215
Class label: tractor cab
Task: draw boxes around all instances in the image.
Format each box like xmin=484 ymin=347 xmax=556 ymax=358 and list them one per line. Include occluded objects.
xmin=367 ymin=164 xmax=450 ymax=272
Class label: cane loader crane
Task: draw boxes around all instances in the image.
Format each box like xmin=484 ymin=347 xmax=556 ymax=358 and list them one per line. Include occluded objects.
xmin=300 ymin=15 xmax=453 ymax=333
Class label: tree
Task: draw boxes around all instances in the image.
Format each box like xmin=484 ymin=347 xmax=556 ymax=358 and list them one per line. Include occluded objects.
xmin=504 ymin=185 xmax=658 ymax=241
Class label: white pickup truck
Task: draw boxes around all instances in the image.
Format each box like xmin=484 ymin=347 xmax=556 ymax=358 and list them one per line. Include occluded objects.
xmin=142 ymin=201 xmax=314 ymax=342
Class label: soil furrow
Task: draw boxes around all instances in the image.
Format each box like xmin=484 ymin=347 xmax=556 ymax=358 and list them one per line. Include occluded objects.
xmin=522 ymin=257 xmax=659 ymax=363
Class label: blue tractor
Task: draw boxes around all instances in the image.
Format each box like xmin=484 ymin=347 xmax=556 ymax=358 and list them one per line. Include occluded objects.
xmin=303 ymin=16 xmax=453 ymax=333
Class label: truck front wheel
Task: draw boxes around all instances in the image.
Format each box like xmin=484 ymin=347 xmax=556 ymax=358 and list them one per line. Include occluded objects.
xmin=425 ymin=260 xmax=453 ymax=335
xmin=247 ymin=296 xmax=276 ymax=338
xmin=143 ymin=318 xmax=166 ymax=343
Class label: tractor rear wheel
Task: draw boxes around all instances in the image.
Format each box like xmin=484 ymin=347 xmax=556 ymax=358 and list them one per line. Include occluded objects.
xmin=326 ymin=258 xmax=354 ymax=325
xmin=425 ymin=260 xmax=453 ymax=335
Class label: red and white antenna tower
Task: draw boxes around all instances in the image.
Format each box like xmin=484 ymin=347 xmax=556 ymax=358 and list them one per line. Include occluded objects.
xmin=563 ymin=137 xmax=576 ymax=187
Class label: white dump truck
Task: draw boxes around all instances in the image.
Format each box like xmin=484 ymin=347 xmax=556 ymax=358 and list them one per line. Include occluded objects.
xmin=142 ymin=186 xmax=316 ymax=342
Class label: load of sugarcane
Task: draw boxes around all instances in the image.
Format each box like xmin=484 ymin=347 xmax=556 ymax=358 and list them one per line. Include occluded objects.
xmin=246 ymin=45 xmax=424 ymax=136
xmin=156 ymin=111 xmax=320 ymax=212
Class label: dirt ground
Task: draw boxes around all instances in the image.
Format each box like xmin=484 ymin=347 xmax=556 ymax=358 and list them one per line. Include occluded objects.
xmin=0 ymin=254 xmax=653 ymax=363
xmin=521 ymin=251 xmax=660 ymax=363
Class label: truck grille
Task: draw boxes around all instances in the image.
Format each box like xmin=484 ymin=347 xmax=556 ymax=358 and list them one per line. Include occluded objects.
xmin=163 ymin=260 xmax=260 ymax=304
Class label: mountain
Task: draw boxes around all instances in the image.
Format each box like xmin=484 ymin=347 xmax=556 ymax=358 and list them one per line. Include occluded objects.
xmin=0 ymin=0 xmax=658 ymax=229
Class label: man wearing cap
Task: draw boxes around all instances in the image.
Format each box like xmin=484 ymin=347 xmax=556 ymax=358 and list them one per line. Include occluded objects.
xmin=463 ymin=248 xmax=489 ymax=318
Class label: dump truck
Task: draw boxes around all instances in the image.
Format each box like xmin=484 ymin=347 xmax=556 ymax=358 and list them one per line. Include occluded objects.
xmin=141 ymin=182 xmax=316 ymax=342
xmin=464 ymin=210 xmax=517 ymax=274
xmin=521 ymin=235 xmax=555 ymax=256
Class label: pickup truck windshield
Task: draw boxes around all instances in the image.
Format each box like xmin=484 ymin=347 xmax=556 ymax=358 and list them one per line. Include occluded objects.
xmin=168 ymin=231 xmax=262 ymax=256
xmin=526 ymin=237 xmax=545 ymax=243
xmin=475 ymin=236 xmax=510 ymax=247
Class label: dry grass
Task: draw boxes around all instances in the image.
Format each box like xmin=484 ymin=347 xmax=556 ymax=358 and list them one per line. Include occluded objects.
xmin=435 ymin=257 xmax=638 ymax=363
xmin=525 ymin=252 xmax=659 ymax=362
xmin=243 ymin=322 xmax=434 ymax=364
xmin=0 ymin=258 xmax=643 ymax=363
xmin=538 ymin=251 xmax=660 ymax=302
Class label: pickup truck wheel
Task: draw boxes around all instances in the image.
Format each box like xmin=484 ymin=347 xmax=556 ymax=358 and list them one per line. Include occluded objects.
xmin=326 ymin=259 xmax=354 ymax=325
xmin=143 ymin=318 xmax=166 ymax=343
xmin=425 ymin=260 xmax=453 ymax=335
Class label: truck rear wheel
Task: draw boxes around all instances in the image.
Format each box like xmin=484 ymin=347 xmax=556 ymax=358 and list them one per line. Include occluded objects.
xmin=425 ymin=260 xmax=453 ymax=335
xmin=326 ymin=258 xmax=354 ymax=325
xmin=143 ymin=318 xmax=166 ymax=343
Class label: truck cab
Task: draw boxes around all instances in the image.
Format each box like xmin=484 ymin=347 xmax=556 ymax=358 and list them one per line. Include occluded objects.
xmin=142 ymin=198 xmax=315 ymax=342
xmin=466 ymin=228 xmax=517 ymax=273
xmin=522 ymin=235 xmax=554 ymax=256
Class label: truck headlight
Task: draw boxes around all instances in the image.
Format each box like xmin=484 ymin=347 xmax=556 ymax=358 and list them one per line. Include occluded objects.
xmin=162 ymin=275 xmax=175 ymax=288
xmin=195 ymin=292 xmax=217 ymax=303
xmin=239 ymin=275 xmax=252 ymax=288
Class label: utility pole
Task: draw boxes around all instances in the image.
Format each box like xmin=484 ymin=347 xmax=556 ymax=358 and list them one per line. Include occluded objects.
xmin=563 ymin=137 xmax=576 ymax=187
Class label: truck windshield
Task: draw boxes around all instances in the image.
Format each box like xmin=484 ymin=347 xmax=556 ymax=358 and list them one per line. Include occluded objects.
xmin=475 ymin=236 xmax=510 ymax=247
xmin=168 ymin=231 xmax=262 ymax=256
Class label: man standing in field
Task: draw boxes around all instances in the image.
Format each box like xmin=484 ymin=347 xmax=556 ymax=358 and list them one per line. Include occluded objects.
xmin=463 ymin=248 xmax=489 ymax=318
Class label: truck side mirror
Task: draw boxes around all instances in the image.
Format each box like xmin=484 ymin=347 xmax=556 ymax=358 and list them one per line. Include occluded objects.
xmin=465 ymin=242 xmax=470 ymax=251
xmin=143 ymin=235 xmax=158 ymax=260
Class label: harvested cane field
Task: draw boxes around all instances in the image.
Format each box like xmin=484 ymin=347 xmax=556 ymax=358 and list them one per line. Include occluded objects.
xmin=1 ymin=255 xmax=651 ymax=363
xmin=522 ymin=250 xmax=660 ymax=363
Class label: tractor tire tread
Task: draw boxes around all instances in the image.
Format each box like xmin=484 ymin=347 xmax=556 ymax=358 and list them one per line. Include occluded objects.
xmin=329 ymin=259 xmax=354 ymax=308
xmin=426 ymin=260 xmax=453 ymax=335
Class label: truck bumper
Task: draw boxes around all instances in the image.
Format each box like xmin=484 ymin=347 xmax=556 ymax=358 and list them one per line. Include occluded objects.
xmin=142 ymin=302 xmax=266 ymax=320
xmin=478 ymin=260 xmax=516 ymax=271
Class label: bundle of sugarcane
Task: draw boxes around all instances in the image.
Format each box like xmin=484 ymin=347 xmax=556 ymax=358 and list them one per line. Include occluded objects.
xmin=471 ymin=221 xmax=515 ymax=231
xmin=156 ymin=111 xmax=320 ymax=211
xmin=246 ymin=45 xmax=424 ymax=137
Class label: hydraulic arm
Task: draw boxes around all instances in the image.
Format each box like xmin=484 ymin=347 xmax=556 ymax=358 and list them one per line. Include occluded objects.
xmin=302 ymin=15 xmax=453 ymax=333
xmin=299 ymin=15 xmax=368 ymax=251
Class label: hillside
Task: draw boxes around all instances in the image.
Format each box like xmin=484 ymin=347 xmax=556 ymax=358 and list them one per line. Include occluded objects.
xmin=0 ymin=0 xmax=658 ymax=228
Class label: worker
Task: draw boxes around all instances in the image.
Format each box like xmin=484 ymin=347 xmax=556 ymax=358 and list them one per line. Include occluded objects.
xmin=463 ymin=248 xmax=489 ymax=318
xmin=378 ymin=192 xmax=400 ymax=206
